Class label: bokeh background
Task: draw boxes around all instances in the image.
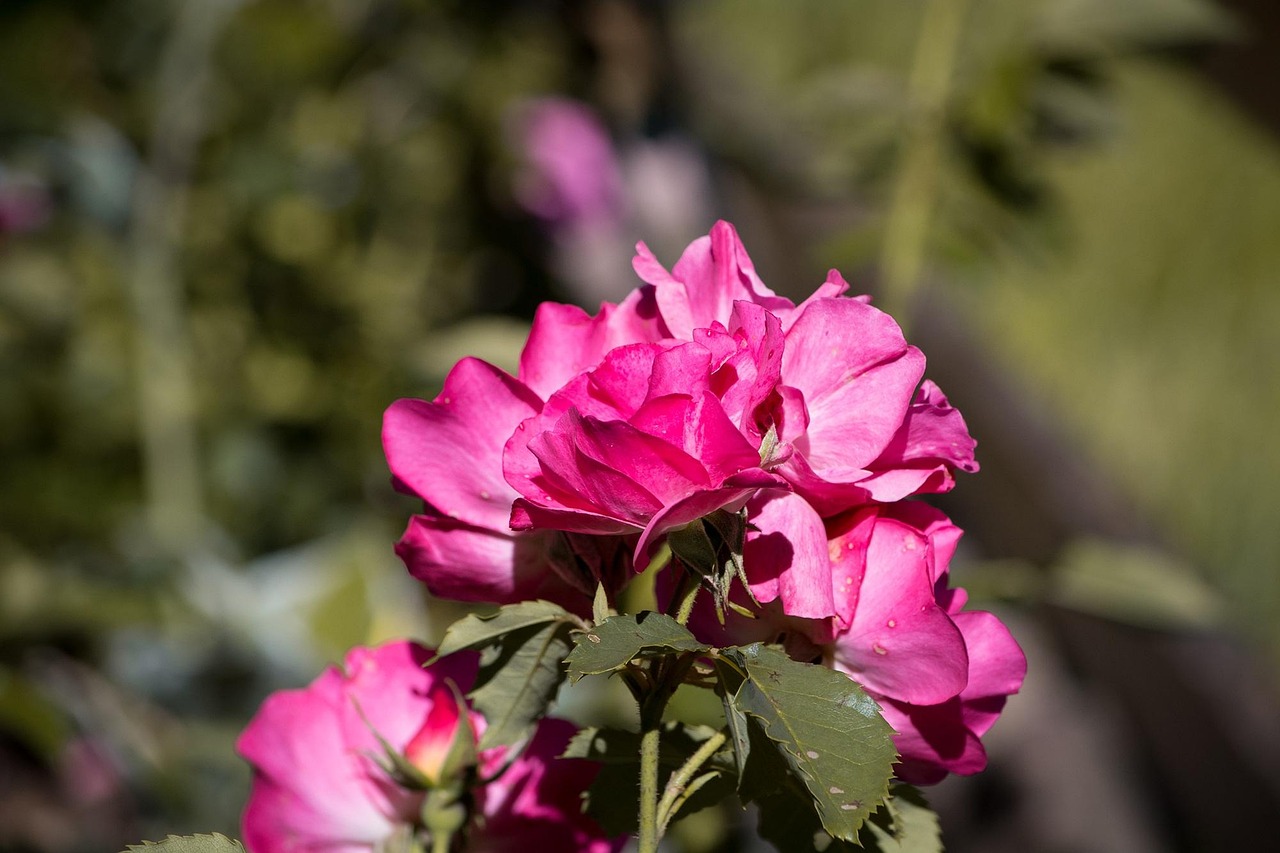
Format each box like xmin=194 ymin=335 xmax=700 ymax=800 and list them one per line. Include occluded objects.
xmin=2 ymin=0 xmax=1278 ymax=851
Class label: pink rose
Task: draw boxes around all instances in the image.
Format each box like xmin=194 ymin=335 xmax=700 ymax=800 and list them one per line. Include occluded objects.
xmin=505 ymin=302 xmax=791 ymax=568
xmin=384 ymin=221 xmax=976 ymax=619
xmin=237 ymin=641 xmax=619 ymax=853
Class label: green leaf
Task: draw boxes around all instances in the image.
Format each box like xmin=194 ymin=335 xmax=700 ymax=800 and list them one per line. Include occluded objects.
xmin=434 ymin=601 xmax=582 ymax=750
xmin=713 ymin=657 xmax=752 ymax=783
xmin=863 ymin=785 xmax=942 ymax=853
xmin=563 ymin=723 xmax=735 ymax=835
xmin=592 ymin=581 xmax=610 ymax=625
xmin=124 ymin=835 xmax=245 ymax=853
xmin=756 ymin=783 xmax=859 ymax=853
xmin=755 ymin=782 xmax=941 ymax=853
xmin=564 ymin=612 xmax=707 ymax=682
xmin=433 ymin=600 xmax=581 ymax=658
xmin=717 ymin=644 xmax=897 ymax=841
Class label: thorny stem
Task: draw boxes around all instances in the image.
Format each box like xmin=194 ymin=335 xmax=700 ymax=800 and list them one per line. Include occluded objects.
xmin=877 ymin=0 xmax=971 ymax=330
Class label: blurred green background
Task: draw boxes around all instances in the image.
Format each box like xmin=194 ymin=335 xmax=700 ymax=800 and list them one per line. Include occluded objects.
xmin=2 ymin=1 xmax=1277 ymax=851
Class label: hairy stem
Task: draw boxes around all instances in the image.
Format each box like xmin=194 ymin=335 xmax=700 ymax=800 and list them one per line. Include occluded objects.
xmin=668 ymin=566 xmax=702 ymax=626
xmin=637 ymin=724 xmax=662 ymax=853
xmin=636 ymin=651 xmax=696 ymax=851
xmin=656 ymin=729 xmax=727 ymax=831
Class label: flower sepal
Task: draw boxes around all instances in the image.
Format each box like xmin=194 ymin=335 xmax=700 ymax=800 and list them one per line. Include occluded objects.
xmin=420 ymin=783 xmax=470 ymax=853
xmin=666 ymin=508 xmax=757 ymax=623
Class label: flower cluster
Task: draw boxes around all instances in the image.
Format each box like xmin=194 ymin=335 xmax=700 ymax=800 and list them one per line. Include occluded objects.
xmin=384 ymin=221 xmax=1025 ymax=785
xmin=237 ymin=641 xmax=619 ymax=853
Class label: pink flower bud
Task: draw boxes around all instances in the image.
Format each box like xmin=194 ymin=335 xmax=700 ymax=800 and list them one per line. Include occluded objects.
xmin=402 ymin=681 xmax=475 ymax=787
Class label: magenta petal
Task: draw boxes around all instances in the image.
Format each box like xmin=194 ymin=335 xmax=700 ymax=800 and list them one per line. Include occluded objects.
xmin=646 ymin=341 xmax=713 ymax=402
xmin=530 ymin=411 xmax=718 ymax=520
xmin=518 ymin=293 xmax=666 ymax=399
xmin=830 ymin=514 xmax=968 ymax=706
xmin=586 ymin=343 xmax=667 ymax=417
xmin=782 ymin=299 xmax=925 ymax=474
xmin=878 ymin=698 xmax=988 ymax=785
xmin=633 ymin=469 xmax=786 ymax=568
xmin=383 ymin=358 xmax=540 ymax=530
xmin=477 ymin=718 xmax=622 ymax=853
xmin=529 ymin=423 xmax=665 ymax=524
xmin=952 ymin=610 xmax=1027 ymax=736
xmin=239 ymin=673 xmax=397 ymax=853
xmin=686 ymin=391 xmax=763 ymax=484
xmin=635 ymin=221 xmax=792 ymax=338
xmin=332 ymin=644 xmax=478 ymax=768
xmin=629 ymin=394 xmax=694 ymax=447
xmin=394 ymin=516 xmax=582 ymax=609
xmin=883 ymin=501 xmax=963 ymax=585
xmin=775 ymin=451 xmax=873 ymax=517
xmin=862 ymin=380 xmax=979 ymax=501
xmin=238 ymin=643 xmax=479 ymax=853
xmin=510 ymin=499 xmax=639 ymax=537
xmin=780 ymin=269 xmax=852 ymax=332
xmin=717 ymin=301 xmax=786 ymax=432
xmin=743 ymin=491 xmax=837 ymax=620
xmin=782 ymin=297 xmax=912 ymax=402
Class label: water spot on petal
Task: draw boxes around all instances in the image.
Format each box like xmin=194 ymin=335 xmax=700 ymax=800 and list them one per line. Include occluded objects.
xmin=872 ymin=644 xmax=888 ymax=656
xmin=479 ymin=490 xmax=491 ymax=501
xmin=886 ymin=619 xmax=896 ymax=628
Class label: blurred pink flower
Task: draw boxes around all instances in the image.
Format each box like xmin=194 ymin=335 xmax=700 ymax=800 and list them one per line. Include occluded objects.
xmin=510 ymin=98 xmax=624 ymax=230
xmin=237 ymin=641 xmax=618 ymax=853
xmin=0 ymin=169 xmax=52 ymax=235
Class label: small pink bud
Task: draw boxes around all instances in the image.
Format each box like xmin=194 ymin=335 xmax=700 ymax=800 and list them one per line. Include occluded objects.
xmin=403 ymin=681 xmax=476 ymax=787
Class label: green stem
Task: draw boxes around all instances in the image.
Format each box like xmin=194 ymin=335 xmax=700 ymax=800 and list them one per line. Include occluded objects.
xmin=668 ymin=566 xmax=701 ymax=626
xmin=663 ymin=770 xmax=721 ymax=834
xmin=636 ymin=650 xmax=696 ymax=852
xmin=656 ymin=729 xmax=727 ymax=830
xmin=637 ymin=724 xmax=662 ymax=853
xmin=877 ymin=0 xmax=971 ymax=329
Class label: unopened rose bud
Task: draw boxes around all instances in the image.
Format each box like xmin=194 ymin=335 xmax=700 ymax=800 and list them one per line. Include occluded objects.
xmin=402 ymin=680 xmax=477 ymax=788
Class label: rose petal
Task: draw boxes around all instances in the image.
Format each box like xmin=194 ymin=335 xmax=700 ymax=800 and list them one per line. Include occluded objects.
xmin=384 ymin=358 xmax=539 ymax=530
